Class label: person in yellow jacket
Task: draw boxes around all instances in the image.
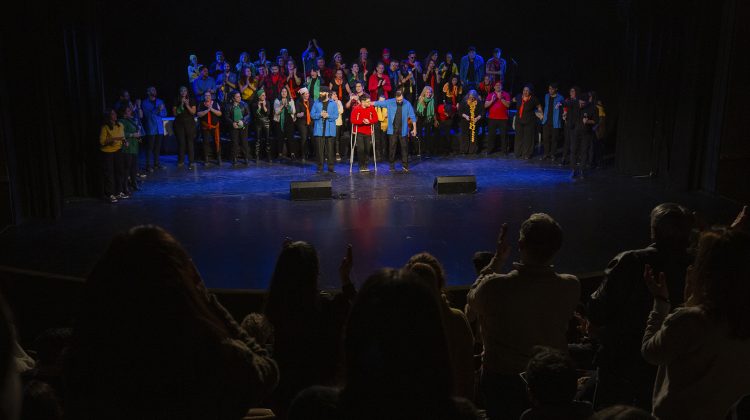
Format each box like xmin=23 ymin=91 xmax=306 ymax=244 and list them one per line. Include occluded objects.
xmin=99 ymin=109 xmax=127 ymax=203
xmin=374 ymin=94 xmax=388 ymax=161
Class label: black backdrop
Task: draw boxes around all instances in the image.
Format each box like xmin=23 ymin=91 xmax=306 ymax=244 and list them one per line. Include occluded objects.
xmin=1 ymin=0 xmax=746 ymax=222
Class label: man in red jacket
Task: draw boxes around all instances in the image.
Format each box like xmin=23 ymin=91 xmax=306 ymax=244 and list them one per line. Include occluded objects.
xmin=368 ymin=62 xmax=392 ymax=102
xmin=350 ymin=94 xmax=379 ymax=172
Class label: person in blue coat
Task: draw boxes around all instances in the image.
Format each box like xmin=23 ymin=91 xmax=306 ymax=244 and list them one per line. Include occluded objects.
xmin=372 ymin=90 xmax=417 ymax=172
xmin=541 ymin=83 xmax=565 ymax=162
xmin=141 ymin=86 xmax=167 ymax=171
xmin=310 ymin=87 xmax=339 ymax=172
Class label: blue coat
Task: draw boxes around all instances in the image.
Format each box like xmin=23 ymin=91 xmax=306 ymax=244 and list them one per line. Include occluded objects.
xmin=311 ymin=100 xmax=339 ymax=137
xmin=141 ymin=98 xmax=167 ymax=135
xmin=542 ymin=93 xmax=565 ymax=128
xmin=372 ymin=98 xmax=416 ymax=136
xmin=459 ymin=54 xmax=485 ymax=86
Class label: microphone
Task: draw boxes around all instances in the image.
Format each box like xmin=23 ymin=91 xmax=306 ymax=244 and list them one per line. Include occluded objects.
xmin=511 ymin=58 xmax=518 ymax=66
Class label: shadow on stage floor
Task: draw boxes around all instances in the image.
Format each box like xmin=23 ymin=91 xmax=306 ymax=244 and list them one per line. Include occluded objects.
xmin=0 ymin=154 xmax=739 ymax=291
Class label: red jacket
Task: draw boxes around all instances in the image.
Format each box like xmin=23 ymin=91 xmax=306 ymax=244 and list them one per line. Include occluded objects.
xmin=368 ymin=73 xmax=392 ymax=101
xmin=350 ymin=105 xmax=378 ymax=135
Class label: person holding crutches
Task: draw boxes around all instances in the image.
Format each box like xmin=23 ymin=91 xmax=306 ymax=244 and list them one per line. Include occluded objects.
xmin=350 ymin=94 xmax=379 ymax=172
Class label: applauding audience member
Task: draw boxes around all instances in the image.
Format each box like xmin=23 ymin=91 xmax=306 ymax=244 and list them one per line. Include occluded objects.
xmin=466 ymin=214 xmax=580 ymax=420
xmin=641 ymin=222 xmax=750 ymax=420
xmin=588 ymin=203 xmax=693 ymax=411
xmin=406 ymin=253 xmax=475 ymax=400
xmin=289 ymin=268 xmax=479 ymax=420
xmin=264 ymin=241 xmax=356 ymax=418
xmin=64 ymin=225 xmax=278 ymax=420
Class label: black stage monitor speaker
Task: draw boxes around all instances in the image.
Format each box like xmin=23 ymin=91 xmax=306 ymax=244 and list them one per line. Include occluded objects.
xmin=290 ymin=180 xmax=332 ymax=200
xmin=433 ymin=175 xmax=477 ymax=194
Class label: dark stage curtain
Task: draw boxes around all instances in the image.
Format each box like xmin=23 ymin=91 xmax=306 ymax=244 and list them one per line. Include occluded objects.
xmin=614 ymin=0 xmax=727 ymax=191
xmin=1 ymin=1 xmax=104 ymax=220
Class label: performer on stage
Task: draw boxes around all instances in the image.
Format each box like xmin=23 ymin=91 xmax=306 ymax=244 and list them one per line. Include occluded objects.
xmin=253 ymin=89 xmax=272 ymax=163
xmin=512 ymin=84 xmax=543 ymax=159
xmin=99 ymin=109 xmax=126 ymax=203
xmin=347 ymin=63 xmax=366 ymax=95
xmin=387 ymin=60 xmax=401 ymax=98
xmin=216 ymin=62 xmax=237 ymax=104
xmin=306 ymin=68 xmax=322 ymax=101
xmin=274 ymin=86 xmax=296 ymax=159
xmin=197 ymin=90 xmax=222 ymax=167
xmin=331 ymin=91 xmax=346 ymax=162
xmin=208 ymin=50 xmax=227 ymax=78
xmin=541 ymin=82 xmax=564 ymax=162
xmin=439 ymin=52 xmax=459 ymax=81
xmin=310 ymin=87 xmax=339 ymax=173
xmin=374 ymin=94 xmax=388 ymax=162
xmin=459 ymin=90 xmax=481 ymax=155
xmin=187 ymin=54 xmax=200 ymax=83
xmin=485 ymin=48 xmax=507 ymax=82
xmin=570 ymin=94 xmax=597 ymax=178
xmin=118 ymin=105 xmax=142 ymax=192
xmin=373 ymin=90 xmax=417 ymax=172
xmin=422 ymin=60 xmax=442 ymax=102
xmin=443 ymin=75 xmax=463 ymax=110
xmin=484 ymin=80 xmax=511 ymax=155
xmin=192 ymin=65 xmax=216 ymax=102
xmin=264 ymin=64 xmax=285 ymax=103
xmin=225 ymin=90 xmax=251 ymax=167
xmin=172 ymin=86 xmax=197 ymax=169
xmin=416 ymin=86 xmax=438 ymax=156
xmin=350 ymin=94 xmax=378 ymax=172
xmin=369 ymin=62 xmax=392 ymax=101
xmin=141 ymin=86 xmax=167 ymax=172
xmin=286 ymin=59 xmax=302 ymax=100
xmin=460 ymin=46 xmax=484 ymax=92
xmin=239 ymin=66 xmax=258 ymax=102
xmin=561 ymin=86 xmax=582 ymax=166
xmin=294 ymin=87 xmax=313 ymax=162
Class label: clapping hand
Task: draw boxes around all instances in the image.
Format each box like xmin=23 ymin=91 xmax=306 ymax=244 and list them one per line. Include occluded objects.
xmin=731 ymin=205 xmax=749 ymax=231
xmin=482 ymin=223 xmax=511 ymax=275
xmin=644 ymin=264 xmax=669 ymax=302
xmin=339 ymin=244 xmax=353 ymax=285
xmin=362 ymin=118 xmax=370 ymax=125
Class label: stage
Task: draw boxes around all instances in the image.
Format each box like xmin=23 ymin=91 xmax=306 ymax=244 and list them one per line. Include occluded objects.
xmin=0 ymin=154 xmax=739 ymax=291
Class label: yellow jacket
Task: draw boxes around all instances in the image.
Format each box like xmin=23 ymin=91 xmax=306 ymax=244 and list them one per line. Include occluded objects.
xmin=99 ymin=124 xmax=124 ymax=153
xmin=376 ymin=106 xmax=388 ymax=131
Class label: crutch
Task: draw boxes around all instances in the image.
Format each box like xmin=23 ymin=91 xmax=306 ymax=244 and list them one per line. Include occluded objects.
xmin=349 ymin=124 xmax=357 ymax=173
xmin=370 ymin=124 xmax=377 ymax=172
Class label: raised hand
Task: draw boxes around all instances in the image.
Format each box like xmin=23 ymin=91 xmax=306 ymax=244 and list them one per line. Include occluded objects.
xmin=644 ymin=264 xmax=669 ymax=302
xmin=339 ymin=244 xmax=353 ymax=285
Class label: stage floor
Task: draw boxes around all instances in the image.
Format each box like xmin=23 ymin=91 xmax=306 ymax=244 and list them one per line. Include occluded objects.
xmin=0 ymin=155 xmax=739 ymax=290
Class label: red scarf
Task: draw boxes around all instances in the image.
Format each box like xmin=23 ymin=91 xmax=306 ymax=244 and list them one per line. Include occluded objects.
xmin=519 ymin=96 xmax=530 ymax=118
xmin=201 ymin=103 xmax=220 ymax=151
xmin=303 ymin=100 xmax=311 ymax=125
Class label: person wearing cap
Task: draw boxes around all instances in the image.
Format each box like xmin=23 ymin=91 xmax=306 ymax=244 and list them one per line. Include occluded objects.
xmin=302 ymin=39 xmax=324 ymax=76
xmin=294 ymin=87 xmax=313 ymax=161
xmin=459 ymin=46 xmax=484 ymax=91
xmin=373 ymin=90 xmax=417 ymax=172
xmin=254 ymin=49 xmax=272 ymax=72
xmin=310 ymin=87 xmax=339 ymax=172
xmin=485 ymin=48 xmax=507 ymax=82
xmin=350 ymin=94 xmax=378 ymax=172
xmin=192 ymin=65 xmax=217 ymax=102
xmin=188 ymin=54 xmax=201 ymax=83
xmin=369 ymin=62 xmax=392 ymax=102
